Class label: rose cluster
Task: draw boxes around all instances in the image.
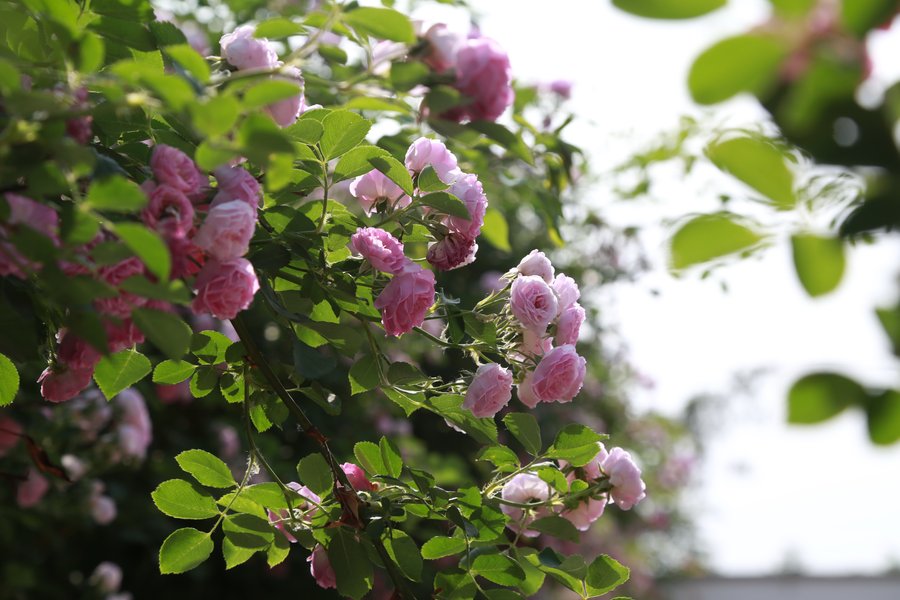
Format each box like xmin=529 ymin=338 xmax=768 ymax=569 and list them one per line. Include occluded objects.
xmin=219 ymin=25 xmax=311 ymax=127
xmin=501 ymin=442 xmax=647 ymax=535
xmin=421 ymin=24 xmax=515 ymax=123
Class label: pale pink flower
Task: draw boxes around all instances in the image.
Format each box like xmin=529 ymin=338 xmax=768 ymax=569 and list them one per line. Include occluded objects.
xmin=150 ymin=145 xmax=207 ymax=201
xmin=349 ymin=227 xmax=407 ymax=274
xmin=309 ymin=544 xmax=337 ymax=589
xmin=373 ymin=264 xmax=435 ymax=336
xmin=517 ymin=372 xmax=540 ymax=409
xmin=219 ymin=25 xmax=279 ymax=70
xmin=349 ymin=169 xmax=410 ymax=215
xmin=549 ymin=79 xmax=573 ymax=99
xmin=141 ymin=184 xmax=195 ymax=236
xmin=270 ymin=482 xmax=321 ymax=543
xmin=61 ymin=454 xmax=88 ymax=481
xmin=90 ymin=493 xmax=118 ymax=524
xmin=551 ymin=273 xmax=580 ymax=313
xmin=601 ymin=448 xmax=646 ymax=510
xmin=17 ymin=468 xmax=49 ymax=508
xmin=405 ymin=137 xmax=462 ymax=184
xmin=90 ymin=562 xmax=123 ymax=594
xmin=341 ymin=462 xmax=375 ymax=492
xmin=559 ymin=444 xmax=608 ymax=530
xmin=510 ymin=275 xmax=558 ymax=332
xmin=463 ymin=363 xmax=513 ymax=418
xmin=38 ymin=365 xmax=94 ymax=403
xmin=445 ymin=37 xmax=513 ymax=122
xmin=500 ymin=472 xmax=552 ymax=537
xmin=517 ymin=250 xmax=554 ymax=283
xmin=193 ymin=200 xmax=256 ymax=260
xmin=426 ymin=233 xmax=477 ymax=271
xmin=423 ymin=23 xmax=464 ymax=72
xmin=115 ymin=388 xmax=152 ymax=462
xmin=445 ymin=173 xmax=487 ymax=241
xmin=0 ymin=416 xmax=22 ymax=456
xmin=529 ymin=345 xmax=586 ymax=404
xmin=191 ymin=258 xmax=259 ymax=320
xmin=212 ymin=166 xmax=261 ymax=209
xmin=519 ymin=329 xmax=552 ymax=357
xmin=555 ymin=303 xmax=585 ymax=346
xmin=266 ymin=66 xmax=305 ymax=127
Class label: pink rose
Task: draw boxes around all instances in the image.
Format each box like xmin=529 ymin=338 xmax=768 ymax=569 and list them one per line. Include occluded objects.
xmin=0 ymin=416 xmax=22 ymax=456
xmin=212 ymin=166 xmax=261 ymax=209
xmin=517 ymin=250 xmax=554 ymax=283
xmin=551 ymin=273 xmax=580 ymax=313
xmin=165 ymin=230 xmax=205 ymax=279
xmin=555 ymin=303 xmax=585 ymax=346
xmin=191 ymin=258 xmax=259 ymax=320
xmin=309 ymin=544 xmax=337 ymax=589
xmin=270 ymin=481 xmax=321 ymax=543
xmin=373 ymin=264 xmax=435 ymax=337
xmin=105 ymin=318 xmax=145 ymax=353
xmin=266 ymin=66 xmax=305 ymax=127
xmin=90 ymin=562 xmax=123 ymax=594
xmin=193 ymin=200 xmax=256 ymax=260
xmin=499 ymin=472 xmax=552 ymax=537
xmin=61 ymin=454 xmax=88 ymax=481
xmin=219 ymin=25 xmax=279 ymax=70
xmin=463 ymin=363 xmax=513 ymax=418
xmin=445 ymin=37 xmax=513 ymax=123
xmin=141 ymin=184 xmax=195 ymax=236
xmin=405 ymin=137 xmax=462 ymax=184
xmin=445 ymin=173 xmax=487 ymax=240
xmin=510 ymin=275 xmax=558 ymax=332
xmin=90 ymin=493 xmax=118 ymax=524
xmin=150 ymin=145 xmax=207 ymax=201
xmin=156 ymin=381 xmax=192 ymax=404
xmin=519 ymin=329 xmax=552 ymax=358
xmin=423 ymin=23 xmax=464 ymax=72
xmin=349 ymin=169 xmax=410 ymax=215
xmin=516 ymin=372 xmax=539 ymax=409
xmin=426 ymin=233 xmax=477 ymax=271
xmin=559 ymin=444 xmax=608 ymax=530
xmin=116 ymin=388 xmax=152 ymax=462
xmin=16 ymin=468 xmax=49 ymax=508
xmin=341 ymin=462 xmax=376 ymax=492
xmin=57 ymin=329 xmax=101 ymax=369
xmin=0 ymin=193 xmax=59 ymax=278
xmin=349 ymin=227 xmax=408 ymax=274
xmin=601 ymin=447 xmax=646 ymax=510
xmin=95 ymin=257 xmax=148 ymax=318
xmin=38 ymin=365 xmax=94 ymax=403
xmin=529 ymin=345 xmax=586 ymax=404
xmin=549 ymin=79 xmax=573 ymax=99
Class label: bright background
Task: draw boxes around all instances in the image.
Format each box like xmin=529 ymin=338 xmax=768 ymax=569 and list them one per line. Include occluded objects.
xmin=413 ymin=0 xmax=900 ymax=576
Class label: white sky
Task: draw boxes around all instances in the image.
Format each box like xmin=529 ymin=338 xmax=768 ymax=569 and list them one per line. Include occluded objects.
xmin=433 ymin=0 xmax=900 ymax=577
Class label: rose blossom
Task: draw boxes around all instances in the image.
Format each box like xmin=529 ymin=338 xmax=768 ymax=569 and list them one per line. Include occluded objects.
xmin=105 ymin=318 xmax=145 ymax=353
xmin=426 ymin=234 xmax=477 ymax=271
xmin=341 ymin=462 xmax=376 ymax=492
xmin=555 ymin=303 xmax=585 ymax=346
xmin=445 ymin=37 xmax=514 ymax=123
xmin=38 ymin=365 xmax=94 ymax=403
xmin=517 ymin=250 xmax=554 ymax=283
xmin=219 ymin=25 xmax=279 ymax=70
xmin=191 ymin=258 xmax=260 ymax=320
xmin=141 ymin=184 xmax=195 ymax=236
xmin=510 ymin=275 xmax=558 ymax=332
xmin=445 ymin=173 xmax=487 ymax=241
xmin=57 ymin=329 xmax=101 ymax=369
xmin=373 ymin=264 xmax=435 ymax=337
xmin=529 ymin=344 xmax=586 ymax=404
xmin=90 ymin=493 xmax=118 ymax=525
xmin=212 ymin=166 xmax=261 ymax=209
xmin=0 ymin=193 xmax=59 ymax=278
xmin=270 ymin=482 xmax=321 ymax=543
xmin=0 ymin=416 xmax=22 ymax=456
xmin=150 ymin=144 xmax=207 ymax=201
xmin=463 ymin=363 xmax=513 ymax=418
xmin=17 ymin=468 xmax=49 ymax=508
xmin=349 ymin=227 xmax=407 ymax=274
xmin=519 ymin=329 xmax=552 ymax=357
xmin=309 ymin=544 xmax=337 ymax=589
xmin=115 ymin=388 xmax=152 ymax=462
xmin=405 ymin=137 xmax=462 ymax=184
xmin=601 ymin=447 xmax=646 ymax=510
xmin=423 ymin=23 xmax=464 ymax=72
xmin=193 ymin=200 xmax=256 ymax=260
xmin=549 ymin=79 xmax=573 ymax=99
xmin=500 ymin=472 xmax=552 ymax=537
xmin=349 ymin=169 xmax=410 ymax=215
xmin=90 ymin=562 xmax=123 ymax=594
xmin=516 ymin=372 xmax=539 ymax=409
xmin=266 ymin=66 xmax=306 ymax=127
xmin=559 ymin=444 xmax=608 ymax=531
xmin=61 ymin=454 xmax=88 ymax=481
xmin=551 ymin=273 xmax=580 ymax=313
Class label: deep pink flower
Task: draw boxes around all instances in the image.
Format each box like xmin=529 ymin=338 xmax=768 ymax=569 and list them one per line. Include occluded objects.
xmin=444 ymin=37 xmax=513 ymax=123
xmin=463 ymin=363 xmax=513 ymax=418
xmin=555 ymin=302 xmax=585 ymax=346
xmin=16 ymin=468 xmax=49 ymax=508
xmin=219 ymin=25 xmax=279 ymax=70
xmin=95 ymin=257 xmax=147 ymax=318
xmin=373 ymin=264 xmax=435 ymax=337
xmin=105 ymin=318 xmax=145 ymax=353
xmin=601 ymin=447 xmax=646 ymax=510
xmin=517 ymin=250 xmax=554 ymax=283
xmin=57 ymin=329 xmax=101 ymax=369
xmin=445 ymin=173 xmax=487 ymax=241
xmin=0 ymin=416 xmax=22 ymax=456
xmin=529 ymin=345 xmax=586 ymax=404
xmin=551 ymin=273 xmax=580 ymax=314
xmin=212 ymin=166 xmax=261 ymax=209
xmin=405 ymin=137 xmax=462 ymax=184
xmin=350 ymin=227 xmax=408 ymax=275
xmin=309 ymin=544 xmax=337 ymax=589
xmin=156 ymin=381 xmax=192 ymax=404
xmin=510 ymin=275 xmax=558 ymax=332
xmin=500 ymin=472 xmax=552 ymax=537
xmin=38 ymin=365 xmax=94 ymax=403
xmin=349 ymin=169 xmax=410 ymax=215
xmin=341 ymin=462 xmax=376 ymax=492
xmin=141 ymin=184 xmax=195 ymax=237
xmin=0 ymin=193 xmax=59 ymax=278
xmin=194 ymin=200 xmax=256 ymax=260
xmin=150 ymin=145 xmax=207 ymax=201
xmin=426 ymin=233 xmax=477 ymax=271
xmin=191 ymin=258 xmax=259 ymax=320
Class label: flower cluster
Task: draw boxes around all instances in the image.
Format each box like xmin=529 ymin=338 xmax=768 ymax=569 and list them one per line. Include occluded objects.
xmin=421 ymin=24 xmax=515 ymax=122
xmin=501 ymin=442 xmax=647 ymax=535
xmin=219 ymin=26 xmax=311 ymax=127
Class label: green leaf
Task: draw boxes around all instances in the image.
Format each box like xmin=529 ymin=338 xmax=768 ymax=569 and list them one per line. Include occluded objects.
xmin=791 ymin=234 xmax=845 ymax=297
xmin=384 ymin=530 xmax=422 ymax=581
xmin=370 ymin=155 xmax=415 ymax=196
xmin=132 ymin=308 xmax=191 ymax=360
xmin=477 ymin=445 xmax=520 ymax=470
xmin=176 ymin=449 xmax=237 ymax=488
xmin=468 ymin=120 xmax=534 ymax=165
xmin=293 ymin=340 xmax=336 ymax=380
xmin=254 ymin=17 xmax=305 ymax=39
xmin=222 ymin=513 xmax=274 ymax=549
xmin=417 ymin=166 xmax=448 ymax=192
xmin=192 ymin=96 xmax=240 ymax=138
xmin=770 ymin=0 xmax=817 ymax=18
xmin=586 ymin=554 xmax=630 ymax=597
xmin=244 ymin=80 xmax=303 ymax=109
xmin=866 ymin=390 xmax=900 ymax=445
xmin=707 ymin=136 xmax=795 ymax=208
xmin=267 ymin=532 xmax=291 ymax=567
xmin=190 ymin=330 xmax=232 ymax=364
xmin=349 ymin=354 xmax=381 ymax=395
xmin=513 ymin=548 xmax=547 ymax=596
xmin=471 ymin=554 xmax=526 ymax=586
xmin=0 ymin=353 xmax=19 ymax=406
xmin=670 ymin=213 xmax=763 ymax=270
xmin=153 ymin=359 xmax=196 ymax=384
xmin=113 ymin=223 xmax=171 ymax=281
xmin=481 ymin=209 xmax=511 ymax=252
xmin=841 ymin=0 xmax=898 ymax=37
xmin=379 ymin=436 xmax=403 ymax=478
xmin=788 ymin=372 xmax=865 ymax=424
xmin=284 ymin=118 xmax=324 ymax=144
xmin=319 ymin=110 xmax=371 ymax=160
xmin=547 ymin=424 xmax=605 ymax=467
xmin=353 ymin=441 xmax=385 ymax=475
xmin=343 ymin=7 xmax=415 ymax=43
xmin=222 ymin=536 xmax=256 ymax=569
xmin=528 ymin=516 xmax=580 ymax=543
xmin=333 ymin=145 xmax=391 ymax=183
xmin=159 ymin=527 xmax=214 ymax=574
xmin=296 ymin=453 xmax=333 ymax=496
xmin=419 ymin=191 xmax=470 ymax=219
xmin=165 ymin=44 xmax=210 ymax=83
xmin=93 ymin=349 xmax=152 ymax=400
xmin=421 ymin=536 xmax=466 ymax=559
xmin=190 ymin=366 xmax=219 ymax=398
xmin=79 ymin=31 xmax=106 ymax=72
xmin=612 ymin=0 xmax=725 ymax=18
xmin=503 ymin=413 xmax=542 ymax=455
xmin=390 ymin=61 xmax=430 ymax=92
xmin=152 ymin=479 xmax=220 ymax=519
xmin=86 ymin=175 xmax=147 ymax=212
xmin=328 ymin=528 xmax=374 ymax=600
xmin=434 ymin=571 xmax=478 ymax=599
xmin=688 ymin=34 xmax=789 ymax=104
